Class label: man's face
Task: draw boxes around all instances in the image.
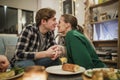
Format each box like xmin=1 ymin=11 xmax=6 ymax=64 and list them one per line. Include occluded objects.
xmin=57 ymin=16 xmax=68 ymax=35
xmin=44 ymin=16 xmax=57 ymax=31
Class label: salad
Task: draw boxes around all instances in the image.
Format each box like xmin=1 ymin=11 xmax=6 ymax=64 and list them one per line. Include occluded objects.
xmin=0 ymin=67 xmax=24 ymax=79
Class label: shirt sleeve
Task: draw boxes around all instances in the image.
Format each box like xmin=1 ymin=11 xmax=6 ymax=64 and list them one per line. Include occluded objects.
xmin=65 ymin=32 xmax=106 ymax=69
xmin=15 ymin=27 xmax=35 ymax=60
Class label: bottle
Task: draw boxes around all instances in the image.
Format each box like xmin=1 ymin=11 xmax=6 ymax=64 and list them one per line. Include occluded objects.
xmin=111 ymin=53 xmax=117 ymax=61
xmin=105 ymin=52 xmax=112 ymax=60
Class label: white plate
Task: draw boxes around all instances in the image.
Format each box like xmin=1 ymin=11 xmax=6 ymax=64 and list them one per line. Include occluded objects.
xmin=46 ymin=65 xmax=86 ymax=75
xmin=2 ymin=72 xmax=24 ymax=80
xmin=84 ymin=68 xmax=118 ymax=77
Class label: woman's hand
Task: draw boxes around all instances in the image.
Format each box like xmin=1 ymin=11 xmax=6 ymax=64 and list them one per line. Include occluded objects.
xmin=46 ymin=45 xmax=62 ymax=60
xmin=35 ymin=45 xmax=57 ymax=59
xmin=45 ymin=45 xmax=58 ymax=58
xmin=0 ymin=55 xmax=10 ymax=72
xmin=35 ymin=45 xmax=65 ymax=60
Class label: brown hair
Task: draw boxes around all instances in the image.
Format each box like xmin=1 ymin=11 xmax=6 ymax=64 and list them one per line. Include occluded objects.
xmin=35 ymin=8 xmax=56 ymax=27
xmin=61 ymin=14 xmax=84 ymax=34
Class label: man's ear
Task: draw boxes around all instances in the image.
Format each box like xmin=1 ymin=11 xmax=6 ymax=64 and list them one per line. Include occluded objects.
xmin=41 ymin=19 xmax=47 ymax=24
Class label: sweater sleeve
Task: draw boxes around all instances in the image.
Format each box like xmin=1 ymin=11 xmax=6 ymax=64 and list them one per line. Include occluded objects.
xmin=65 ymin=31 xmax=106 ymax=69
xmin=65 ymin=33 xmax=95 ymax=69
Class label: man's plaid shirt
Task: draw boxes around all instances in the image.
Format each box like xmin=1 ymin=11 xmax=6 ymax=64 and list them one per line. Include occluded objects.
xmin=11 ymin=24 xmax=56 ymax=65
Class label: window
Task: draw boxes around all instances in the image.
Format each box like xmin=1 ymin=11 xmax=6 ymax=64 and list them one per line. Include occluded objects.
xmin=0 ymin=5 xmax=34 ymax=34
xmin=0 ymin=6 xmax=18 ymax=34
xmin=22 ymin=10 xmax=33 ymax=28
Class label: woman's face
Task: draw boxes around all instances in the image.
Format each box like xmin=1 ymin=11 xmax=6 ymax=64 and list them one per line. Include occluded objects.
xmin=57 ymin=16 xmax=69 ymax=36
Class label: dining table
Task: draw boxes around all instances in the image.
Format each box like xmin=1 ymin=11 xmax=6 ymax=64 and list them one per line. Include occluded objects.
xmin=47 ymin=73 xmax=92 ymax=80
xmin=6 ymin=65 xmax=120 ymax=80
xmin=48 ymin=73 xmax=83 ymax=80
xmin=8 ymin=64 xmax=93 ymax=80
xmin=11 ymin=73 xmax=92 ymax=80
xmin=8 ymin=64 xmax=94 ymax=80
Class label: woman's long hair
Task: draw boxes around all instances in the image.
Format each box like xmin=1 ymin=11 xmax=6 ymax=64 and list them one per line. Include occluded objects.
xmin=61 ymin=14 xmax=84 ymax=34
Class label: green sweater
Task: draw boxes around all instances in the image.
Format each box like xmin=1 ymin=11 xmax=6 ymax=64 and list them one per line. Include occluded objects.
xmin=65 ymin=30 xmax=106 ymax=69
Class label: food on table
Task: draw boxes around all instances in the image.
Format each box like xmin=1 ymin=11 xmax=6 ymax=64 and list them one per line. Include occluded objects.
xmin=92 ymin=70 xmax=103 ymax=80
xmin=12 ymin=67 xmax=24 ymax=75
xmin=60 ymin=57 xmax=67 ymax=64
xmin=0 ymin=67 xmax=24 ymax=79
xmin=116 ymin=69 xmax=120 ymax=79
xmin=91 ymin=68 xmax=119 ymax=80
xmin=0 ymin=70 xmax=15 ymax=79
xmin=62 ymin=63 xmax=80 ymax=72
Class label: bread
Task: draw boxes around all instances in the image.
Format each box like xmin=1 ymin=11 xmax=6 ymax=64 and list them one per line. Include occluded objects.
xmin=92 ymin=70 xmax=104 ymax=80
xmin=62 ymin=63 xmax=80 ymax=72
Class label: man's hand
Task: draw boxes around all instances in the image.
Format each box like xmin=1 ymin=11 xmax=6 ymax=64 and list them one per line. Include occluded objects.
xmin=49 ymin=45 xmax=64 ymax=60
xmin=35 ymin=45 xmax=65 ymax=60
xmin=0 ymin=55 xmax=10 ymax=72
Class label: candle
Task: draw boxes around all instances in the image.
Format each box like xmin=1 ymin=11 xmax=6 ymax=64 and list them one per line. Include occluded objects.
xmin=22 ymin=66 xmax=47 ymax=80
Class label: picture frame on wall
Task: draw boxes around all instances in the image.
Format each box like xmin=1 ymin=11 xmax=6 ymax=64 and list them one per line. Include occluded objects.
xmin=63 ymin=0 xmax=75 ymax=15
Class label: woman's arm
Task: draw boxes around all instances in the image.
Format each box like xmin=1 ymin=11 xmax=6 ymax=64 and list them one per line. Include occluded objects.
xmin=65 ymin=33 xmax=95 ymax=69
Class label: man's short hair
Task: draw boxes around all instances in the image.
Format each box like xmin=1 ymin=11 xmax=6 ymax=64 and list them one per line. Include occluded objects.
xmin=35 ymin=8 xmax=56 ymax=27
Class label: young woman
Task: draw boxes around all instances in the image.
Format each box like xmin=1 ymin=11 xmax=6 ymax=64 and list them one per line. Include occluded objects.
xmin=58 ymin=14 xmax=106 ymax=69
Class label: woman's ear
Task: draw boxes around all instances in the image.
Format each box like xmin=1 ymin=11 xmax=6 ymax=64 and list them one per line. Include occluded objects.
xmin=66 ymin=23 xmax=71 ymax=28
xmin=66 ymin=23 xmax=72 ymax=31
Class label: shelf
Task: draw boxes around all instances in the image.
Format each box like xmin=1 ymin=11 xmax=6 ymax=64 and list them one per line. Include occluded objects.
xmin=98 ymin=53 xmax=117 ymax=56
xmin=97 ymin=53 xmax=108 ymax=56
xmin=101 ymin=59 xmax=117 ymax=64
xmin=93 ymin=40 xmax=118 ymax=43
xmin=93 ymin=40 xmax=117 ymax=47
xmin=90 ymin=0 xmax=118 ymax=9
xmin=84 ymin=0 xmax=119 ymax=68
xmin=96 ymin=51 xmax=108 ymax=55
xmin=90 ymin=18 xmax=118 ymax=24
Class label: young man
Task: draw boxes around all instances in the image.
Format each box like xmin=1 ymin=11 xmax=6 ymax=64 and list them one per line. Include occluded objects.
xmin=11 ymin=8 xmax=63 ymax=68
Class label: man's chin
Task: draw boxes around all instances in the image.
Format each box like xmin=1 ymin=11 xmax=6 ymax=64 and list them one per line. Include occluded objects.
xmin=58 ymin=33 xmax=65 ymax=36
xmin=51 ymin=28 xmax=56 ymax=31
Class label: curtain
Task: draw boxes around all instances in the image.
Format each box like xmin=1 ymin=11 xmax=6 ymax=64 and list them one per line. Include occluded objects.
xmin=93 ymin=19 xmax=118 ymax=40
